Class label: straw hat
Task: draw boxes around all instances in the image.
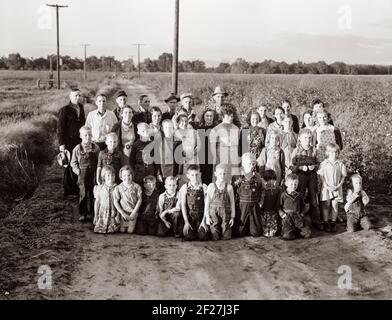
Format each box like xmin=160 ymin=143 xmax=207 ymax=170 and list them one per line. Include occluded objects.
xmin=180 ymin=93 xmax=193 ymax=101
xmin=212 ymin=86 xmax=228 ymax=97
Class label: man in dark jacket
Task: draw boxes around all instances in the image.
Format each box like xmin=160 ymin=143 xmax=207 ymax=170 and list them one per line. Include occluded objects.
xmin=57 ymin=88 xmax=86 ymax=196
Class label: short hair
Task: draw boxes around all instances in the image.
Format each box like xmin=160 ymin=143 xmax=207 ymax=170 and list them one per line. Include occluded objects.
xmin=101 ymin=165 xmax=116 ymax=181
xmin=79 ymin=126 xmax=91 ymax=135
xmin=137 ymin=122 xmax=149 ymax=131
xmin=220 ymin=103 xmax=236 ymax=116
xmin=162 ymin=119 xmax=174 ymax=127
xmin=246 ymin=110 xmax=261 ymax=126
xmin=143 ymin=175 xmax=157 ymax=184
xmin=122 ymin=105 xmax=133 ymax=111
xmin=299 ymin=128 xmax=313 ymax=138
xmin=312 ymin=99 xmax=324 ymax=107
xmin=119 ymin=165 xmax=134 ymax=180
xmin=177 ymin=107 xmax=189 ymax=115
xmin=150 ymin=106 xmax=162 ymax=115
xmin=264 ymin=169 xmax=277 ymax=181
xmin=186 ymin=165 xmax=200 ymax=173
xmin=266 ymin=129 xmax=282 ymax=147
xmin=285 ymin=173 xmax=299 ymax=183
xmin=350 ymin=173 xmax=362 ymax=182
xmin=105 ymin=132 xmax=118 ymax=142
xmin=325 ymin=143 xmax=340 ymax=156
xmin=96 ymin=93 xmax=107 ymax=100
xmin=282 ymin=99 xmax=291 ymax=106
xmin=176 ymin=114 xmax=188 ymax=124
xmin=242 ymin=152 xmax=257 ymax=165
xmin=215 ymin=163 xmax=228 ymax=173
xmin=273 ymin=106 xmax=284 ymax=115
xmin=301 ymin=109 xmax=314 ymax=128
xmin=139 ymin=95 xmax=148 ymax=104
xmin=165 ymin=176 xmax=177 ymax=184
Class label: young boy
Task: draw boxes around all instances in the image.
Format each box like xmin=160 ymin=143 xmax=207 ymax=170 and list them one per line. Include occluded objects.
xmin=157 ymin=176 xmax=182 ymax=238
xmin=179 ymin=165 xmax=209 ymax=241
xmin=344 ymin=174 xmax=372 ymax=233
xmin=233 ymin=153 xmax=264 ymax=237
xmin=260 ymin=170 xmax=281 ymax=237
xmin=130 ymin=122 xmax=157 ymax=186
xmin=135 ymin=175 xmax=160 ymax=236
xmin=70 ymin=126 xmax=100 ymax=222
xmin=279 ymin=174 xmax=312 ymax=240
xmin=204 ymin=164 xmax=236 ymax=241
xmin=97 ymin=132 xmax=122 ymax=185
xmin=290 ymin=128 xmax=322 ymax=230
xmin=113 ymin=166 xmax=143 ymax=234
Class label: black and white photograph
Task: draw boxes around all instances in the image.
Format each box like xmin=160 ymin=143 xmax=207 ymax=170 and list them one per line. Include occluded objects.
xmin=1 ymin=0 xmax=392 ymax=305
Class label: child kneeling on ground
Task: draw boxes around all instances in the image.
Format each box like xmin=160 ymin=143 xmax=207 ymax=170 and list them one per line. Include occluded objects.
xmin=179 ymin=165 xmax=209 ymax=241
xmin=260 ymin=170 xmax=281 ymax=237
xmin=344 ymin=174 xmax=372 ymax=232
xmin=135 ymin=175 xmax=160 ymax=236
xmin=157 ymin=176 xmax=183 ymax=238
xmin=113 ymin=165 xmax=142 ymax=234
xmin=205 ymin=164 xmax=236 ymax=241
xmin=279 ymin=174 xmax=312 ymax=240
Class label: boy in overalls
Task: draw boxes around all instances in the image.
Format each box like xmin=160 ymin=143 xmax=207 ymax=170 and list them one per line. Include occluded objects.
xmin=70 ymin=126 xmax=100 ymax=222
xmin=233 ymin=153 xmax=264 ymax=237
xmin=205 ymin=164 xmax=236 ymax=241
xmin=179 ymin=165 xmax=208 ymax=241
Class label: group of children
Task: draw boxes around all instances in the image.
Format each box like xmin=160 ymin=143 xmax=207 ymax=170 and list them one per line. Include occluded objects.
xmin=68 ymin=97 xmax=372 ymax=240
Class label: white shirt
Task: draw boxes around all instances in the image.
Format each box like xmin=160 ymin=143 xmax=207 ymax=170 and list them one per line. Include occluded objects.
xmin=85 ymin=109 xmax=118 ymax=143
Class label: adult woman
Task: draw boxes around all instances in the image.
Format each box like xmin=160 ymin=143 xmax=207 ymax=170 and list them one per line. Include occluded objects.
xmin=266 ymin=107 xmax=285 ymax=142
xmin=112 ymin=105 xmax=136 ymax=166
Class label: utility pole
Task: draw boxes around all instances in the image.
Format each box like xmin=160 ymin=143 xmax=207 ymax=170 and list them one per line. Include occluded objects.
xmin=172 ymin=0 xmax=180 ymax=95
xmin=133 ymin=43 xmax=146 ymax=79
xmin=81 ymin=44 xmax=90 ymax=80
xmin=46 ymin=4 xmax=68 ymax=89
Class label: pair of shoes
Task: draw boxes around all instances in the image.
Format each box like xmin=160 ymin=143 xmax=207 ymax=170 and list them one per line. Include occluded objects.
xmin=330 ymin=222 xmax=337 ymax=233
xmin=324 ymin=221 xmax=331 ymax=232
xmin=79 ymin=215 xmax=86 ymax=222
xmin=313 ymin=221 xmax=324 ymax=231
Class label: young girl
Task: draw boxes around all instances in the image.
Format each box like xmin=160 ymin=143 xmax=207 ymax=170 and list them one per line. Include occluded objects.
xmin=70 ymin=126 xmax=100 ymax=222
xmin=314 ymin=111 xmax=343 ymax=162
xmin=149 ymin=106 xmax=163 ymax=139
xmin=205 ymin=164 xmax=236 ymax=241
xmin=93 ymin=166 xmax=120 ymax=234
xmin=257 ymin=103 xmax=274 ymax=131
xmin=317 ymin=143 xmax=347 ymax=232
xmin=281 ymin=114 xmax=297 ymax=176
xmin=113 ymin=165 xmax=143 ymax=234
xmin=198 ymin=109 xmax=219 ymax=185
xmin=344 ymin=174 xmax=372 ymax=232
xmin=281 ymin=99 xmax=300 ymax=134
xmin=301 ymin=110 xmax=317 ymax=132
xmin=241 ymin=110 xmax=265 ymax=160
xmin=97 ymin=133 xmax=122 ymax=185
xmin=266 ymin=107 xmax=285 ymax=138
xmin=260 ymin=170 xmax=281 ymax=237
xmin=257 ymin=130 xmax=285 ymax=186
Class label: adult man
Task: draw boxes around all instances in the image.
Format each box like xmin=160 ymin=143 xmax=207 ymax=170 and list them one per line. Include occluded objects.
xmin=162 ymin=93 xmax=180 ymax=121
xmin=114 ymin=90 xmax=131 ymax=121
xmin=179 ymin=93 xmax=197 ymax=127
xmin=57 ymin=88 xmax=86 ymax=196
xmin=85 ymin=94 xmax=118 ymax=150
xmin=281 ymin=99 xmax=300 ymax=134
xmin=132 ymin=94 xmax=152 ymax=126
xmin=210 ymin=86 xmax=242 ymax=128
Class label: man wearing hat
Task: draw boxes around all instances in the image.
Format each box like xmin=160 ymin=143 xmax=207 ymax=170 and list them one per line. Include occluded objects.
xmin=162 ymin=93 xmax=180 ymax=122
xmin=57 ymin=88 xmax=86 ymax=196
xmin=114 ymin=90 xmax=132 ymax=121
xmin=210 ymin=86 xmax=242 ymax=128
xmin=132 ymin=94 xmax=152 ymax=127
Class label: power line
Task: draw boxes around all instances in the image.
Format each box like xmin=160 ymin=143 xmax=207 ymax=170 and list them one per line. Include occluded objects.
xmin=132 ymin=43 xmax=146 ymax=79
xmin=81 ymin=44 xmax=90 ymax=80
xmin=46 ymin=4 xmax=68 ymax=89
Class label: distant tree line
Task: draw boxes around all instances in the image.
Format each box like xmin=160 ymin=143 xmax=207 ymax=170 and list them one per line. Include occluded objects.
xmin=1 ymin=52 xmax=391 ymax=75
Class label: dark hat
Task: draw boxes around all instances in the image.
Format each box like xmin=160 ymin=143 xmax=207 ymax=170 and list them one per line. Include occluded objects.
xmin=71 ymin=87 xmax=81 ymax=92
xmin=116 ymin=90 xmax=128 ymax=98
xmin=56 ymin=150 xmax=71 ymax=168
xmin=212 ymin=86 xmax=228 ymax=97
xmin=164 ymin=93 xmax=180 ymax=103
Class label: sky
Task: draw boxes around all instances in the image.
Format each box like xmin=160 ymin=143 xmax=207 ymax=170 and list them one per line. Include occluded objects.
xmin=1 ymin=0 xmax=392 ymax=66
